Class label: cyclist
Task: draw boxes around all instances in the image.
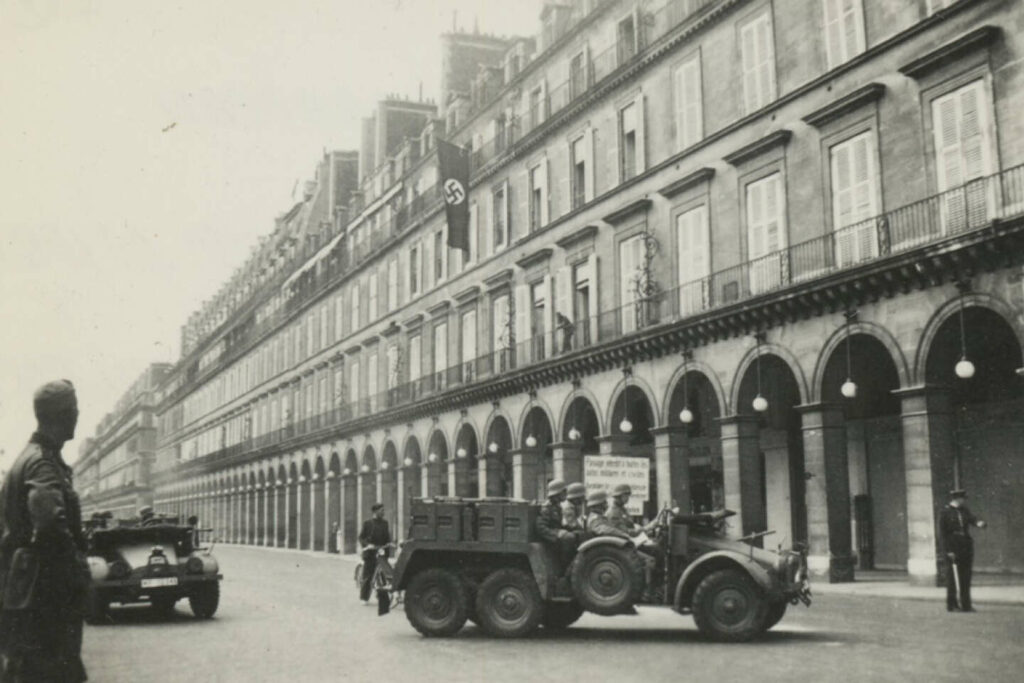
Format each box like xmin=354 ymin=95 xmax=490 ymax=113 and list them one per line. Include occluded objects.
xmin=358 ymin=503 xmax=391 ymax=604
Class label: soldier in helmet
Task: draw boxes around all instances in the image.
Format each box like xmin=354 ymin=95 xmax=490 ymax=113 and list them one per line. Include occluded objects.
xmin=139 ymin=505 xmax=159 ymax=527
xmin=584 ymin=490 xmax=630 ymax=539
xmin=607 ymin=483 xmax=662 ymax=601
xmin=0 ymin=380 xmax=88 ymax=682
xmin=535 ymin=479 xmax=578 ymax=570
xmin=561 ymin=482 xmax=587 ymax=532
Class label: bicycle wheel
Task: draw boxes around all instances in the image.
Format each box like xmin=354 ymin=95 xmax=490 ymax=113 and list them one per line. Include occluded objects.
xmin=354 ymin=563 xmax=364 ymax=593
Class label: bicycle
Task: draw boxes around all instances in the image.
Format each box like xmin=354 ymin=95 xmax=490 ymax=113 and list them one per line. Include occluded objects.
xmin=355 ymin=543 xmax=402 ymax=611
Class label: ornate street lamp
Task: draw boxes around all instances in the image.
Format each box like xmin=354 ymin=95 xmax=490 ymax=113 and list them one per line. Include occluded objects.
xmin=955 ymin=283 xmax=975 ymax=379
xmin=752 ymin=332 xmax=768 ymax=413
xmin=524 ymin=390 xmax=539 ymax=447
xmin=619 ymin=367 xmax=634 ymax=434
xmin=488 ymin=441 xmax=499 ymax=454
xmin=841 ymin=310 xmax=858 ymax=399
xmin=679 ymin=349 xmax=694 ymax=424
xmin=567 ymin=378 xmax=582 ymax=441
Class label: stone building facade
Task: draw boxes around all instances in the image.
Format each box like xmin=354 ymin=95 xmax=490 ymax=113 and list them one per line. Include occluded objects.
xmin=150 ymin=0 xmax=1024 ymax=584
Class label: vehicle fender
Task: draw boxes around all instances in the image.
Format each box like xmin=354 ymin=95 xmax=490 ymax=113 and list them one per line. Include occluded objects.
xmin=674 ymin=550 xmax=774 ymax=611
xmin=525 ymin=544 xmax=557 ymax=599
xmin=577 ymin=535 xmax=632 ymax=553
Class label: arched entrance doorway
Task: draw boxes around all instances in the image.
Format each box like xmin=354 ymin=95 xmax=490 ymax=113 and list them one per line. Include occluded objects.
xmin=299 ymin=460 xmax=312 ymax=550
xmin=453 ymin=424 xmax=479 ymax=498
xmin=313 ymin=456 xmax=326 ymax=552
xmin=342 ymin=450 xmax=358 ymax=553
xmin=666 ymin=369 xmax=722 ymax=514
xmin=558 ymin=395 xmax=599 ymax=488
xmin=380 ymin=442 xmax=399 ymax=533
xmin=820 ymin=331 xmax=904 ymax=570
xmin=287 ymin=463 xmax=299 ymax=549
xmin=327 ymin=453 xmax=342 ymax=552
xmin=401 ymin=437 xmax=423 ymax=540
xmin=521 ymin=405 xmax=554 ymax=501
xmin=276 ymin=465 xmax=287 ymax=547
xmin=924 ymin=304 xmax=1023 ymax=573
xmin=734 ymin=353 xmax=804 ymax=543
xmin=609 ymin=383 xmax=656 ymax=518
xmin=426 ymin=430 xmax=448 ymax=497
xmin=483 ymin=416 xmax=513 ymax=497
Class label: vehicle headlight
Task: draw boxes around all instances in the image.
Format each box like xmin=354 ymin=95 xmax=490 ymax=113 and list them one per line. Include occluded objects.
xmin=187 ymin=554 xmax=218 ymax=574
xmin=87 ymin=557 xmax=109 ymax=581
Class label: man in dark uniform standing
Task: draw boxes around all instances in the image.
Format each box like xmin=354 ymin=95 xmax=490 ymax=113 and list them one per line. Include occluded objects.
xmin=0 ymin=380 xmax=88 ymax=682
xmin=358 ymin=503 xmax=391 ymax=604
xmin=535 ymin=480 xmax=578 ymax=572
xmin=939 ymin=488 xmax=986 ymax=612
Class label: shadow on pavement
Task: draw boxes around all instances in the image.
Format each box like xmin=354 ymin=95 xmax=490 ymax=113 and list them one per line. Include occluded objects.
xmin=88 ymin=604 xmax=221 ymax=628
xmin=454 ymin=625 xmax=846 ymax=645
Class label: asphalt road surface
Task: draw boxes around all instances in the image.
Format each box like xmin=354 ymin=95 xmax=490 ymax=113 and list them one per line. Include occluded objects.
xmin=83 ymin=545 xmax=1024 ymax=683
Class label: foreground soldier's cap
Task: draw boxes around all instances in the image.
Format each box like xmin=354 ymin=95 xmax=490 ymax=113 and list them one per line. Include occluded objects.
xmin=612 ymin=483 xmax=632 ymax=497
xmin=546 ymin=479 xmax=567 ymax=497
xmin=33 ymin=379 xmax=76 ymax=419
xmin=371 ymin=502 xmax=385 ymax=512
xmin=949 ymin=488 xmax=968 ymax=498
xmin=587 ymin=490 xmax=608 ymax=506
xmin=138 ymin=506 xmax=154 ymax=517
xmin=566 ymin=482 xmax=586 ymax=500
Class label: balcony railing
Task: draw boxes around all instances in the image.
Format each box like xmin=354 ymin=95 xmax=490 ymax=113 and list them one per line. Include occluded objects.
xmin=176 ymin=165 xmax=1024 ymax=471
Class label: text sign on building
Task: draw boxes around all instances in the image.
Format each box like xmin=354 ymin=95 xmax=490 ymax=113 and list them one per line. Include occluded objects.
xmin=583 ymin=455 xmax=649 ymax=516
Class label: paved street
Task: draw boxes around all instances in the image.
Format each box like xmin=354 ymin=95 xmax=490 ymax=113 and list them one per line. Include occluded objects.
xmin=83 ymin=545 xmax=1024 ymax=683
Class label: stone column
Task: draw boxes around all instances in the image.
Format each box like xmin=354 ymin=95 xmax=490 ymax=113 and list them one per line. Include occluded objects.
xmin=798 ymin=403 xmax=855 ymax=583
xmin=718 ymin=415 xmax=764 ymax=538
xmin=312 ymin=475 xmax=325 ymax=551
xmin=510 ymin=448 xmax=542 ymax=501
xmin=550 ymin=441 xmax=584 ymax=484
xmin=396 ymin=467 xmax=407 ymax=542
xmin=650 ymin=426 xmax=690 ymax=514
xmin=894 ymin=386 xmax=957 ymax=586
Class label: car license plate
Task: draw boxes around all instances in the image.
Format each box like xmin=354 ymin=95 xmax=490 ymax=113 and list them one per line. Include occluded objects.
xmin=141 ymin=577 xmax=178 ymax=588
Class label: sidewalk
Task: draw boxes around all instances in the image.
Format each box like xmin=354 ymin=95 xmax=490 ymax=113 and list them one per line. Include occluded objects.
xmin=811 ymin=569 xmax=1024 ymax=606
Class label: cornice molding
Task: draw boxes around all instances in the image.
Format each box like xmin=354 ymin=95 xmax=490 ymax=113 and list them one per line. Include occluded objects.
xmin=484 ymin=268 xmax=515 ymax=290
xmin=802 ymin=83 xmax=886 ymax=128
xmin=723 ymin=130 xmax=792 ymax=166
xmin=658 ymin=167 xmax=716 ymax=198
xmin=515 ymin=248 xmax=554 ymax=270
xmin=898 ymin=25 xmax=1000 ymax=79
xmin=603 ymin=197 xmax=652 ymax=225
xmin=555 ymin=224 xmax=600 ymax=250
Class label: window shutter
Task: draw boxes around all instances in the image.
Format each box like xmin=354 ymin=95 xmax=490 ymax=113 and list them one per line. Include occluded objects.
xmin=747 ymin=181 xmax=766 ymax=259
xmin=607 ymin=115 xmax=619 ymax=188
xmin=584 ymin=127 xmax=596 ymax=201
xmin=556 ymin=266 xmax=572 ymax=321
xmin=399 ymin=247 xmax=409 ymax=304
xmin=409 ymin=336 xmax=421 ymax=381
xmin=440 ymin=226 xmax=448 ymax=282
xmin=558 ymin=144 xmax=570 ymax=217
xmin=514 ymin=284 xmax=530 ymax=355
xmin=683 ymin=55 xmax=702 ymax=148
xmin=462 ymin=310 xmax=477 ymax=365
xmin=741 ymin=21 xmax=759 ymax=113
xmin=539 ymin=80 xmax=548 ymax=123
xmin=758 ymin=14 xmax=776 ymax=106
xmin=468 ymin=202 xmax=478 ymax=264
xmin=765 ymin=175 xmax=783 ymax=253
xmin=543 ymin=273 xmax=555 ymax=352
xmin=516 ymin=174 xmax=527 ymax=243
xmin=485 ymin=191 xmax=495 ymax=256
xmin=434 ymin=323 xmax=448 ymax=376
xmin=823 ymin=0 xmax=841 ymax=69
xmin=423 ymin=234 xmax=434 ymax=291
xmin=634 ymin=93 xmax=646 ymax=173
xmin=587 ymin=253 xmax=600 ymax=343
xmin=539 ymin=158 xmax=550 ymax=226
xmin=583 ymin=42 xmax=592 ymax=88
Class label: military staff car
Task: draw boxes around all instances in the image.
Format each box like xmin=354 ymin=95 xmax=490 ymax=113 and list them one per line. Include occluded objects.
xmin=388 ymin=498 xmax=810 ymax=642
xmin=84 ymin=514 xmax=222 ymax=622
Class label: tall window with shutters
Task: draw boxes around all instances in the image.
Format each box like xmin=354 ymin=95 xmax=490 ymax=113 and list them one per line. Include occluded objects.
xmin=830 ymin=131 xmax=879 ymax=268
xmin=746 ymin=173 xmax=787 ymax=294
xmin=350 ymin=283 xmax=360 ymax=333
xmin=349 ymin=360 xmax=360 ymax=417
xmin=368 ymin=272 xmax=378 ymax=320
xmin=673 ymin=53 xmax=703 ymax=152
xmin=409 ymin=243 xmax=420 ymax=297
xmin=822 ymin=0 xmax=865 ymax=70
xmin=387 ymin=258 xmax=398 ymax=312
xmin=367 ymin=351 xmax=378 ymax=412
xmin=571 ymin=135 xmax=588 ymax=210
xmin=492 ymin=295 xmax=511 ymax=373
xmin=676 ymin=205 xmax=710 ymax=315
xmin=492 ymin=183 xmax=509 ymax=251
xmin=740 ymin=11 xmax=776 ymax=114
xmin=409 ymin=335 xmax=421 ymax=396
xmin=620 ymin=102 xmax=639 ymax=181
xmin=931 ymin=79 xmax=995 ymax=238
xmin=619 ymin=234 xmax=645 ymax=333
xmin=461 ymin=310 xmax=477 ymax=381
xmin=433 ymin=322 xmax=448 ymax=390
xmin=530 ymin=281 xmax=547 ymax=362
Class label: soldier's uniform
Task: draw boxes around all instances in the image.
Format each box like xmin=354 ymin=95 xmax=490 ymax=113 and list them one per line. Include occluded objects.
xmin=535 ymin=480 xmax=577 ymax=572
xmin=607 ymin=498 xmax=638 ymax=535
xmin=585 ymin=510 xmax=631 ymax=539
xmin=939 ymin=490 xmax=984 ymax=612
xmin=561 ymin=483 xmax=587 ymax=532
xmin=0 ymin=429 xmax=89 ymax=682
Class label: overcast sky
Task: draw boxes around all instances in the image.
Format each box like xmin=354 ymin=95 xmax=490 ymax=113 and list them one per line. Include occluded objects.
xmin=0 ymin=0 xmax=539 ymax=468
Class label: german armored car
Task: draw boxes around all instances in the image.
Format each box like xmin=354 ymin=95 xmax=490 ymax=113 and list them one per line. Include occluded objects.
xmin=84 ymin=514 xmax=222 ymax=622
xmin=389 ymin=497 xmax=810 ymax=642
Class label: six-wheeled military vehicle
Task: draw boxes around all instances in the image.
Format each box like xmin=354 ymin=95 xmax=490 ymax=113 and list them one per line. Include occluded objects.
xmin=84 ymin=514 xmax=222 ymax=622
xmin=389 ymin=497 xmax=810 ymax=641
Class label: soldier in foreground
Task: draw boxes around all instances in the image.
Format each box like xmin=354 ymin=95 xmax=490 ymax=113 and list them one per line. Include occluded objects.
xmin=561 ymin=482 xmax=587 ymax=531
xmin=939 ymin=488 xmax=986 ymax=612
xmin=535 ymin=480 xmax=578 ymax=570
xmin=0 ymin=380 xmax=88 ymax=682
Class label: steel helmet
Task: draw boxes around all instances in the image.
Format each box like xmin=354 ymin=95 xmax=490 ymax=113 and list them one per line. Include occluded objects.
xmin=612 ymin=483 xmax=632 ymax=498
xmin=586 ymin=490 xmax=608 ymax=506
xmin=546 ymin=479 xmax=567 ymax=497
xmin=566 ymin=482 xmax=586 ymax=501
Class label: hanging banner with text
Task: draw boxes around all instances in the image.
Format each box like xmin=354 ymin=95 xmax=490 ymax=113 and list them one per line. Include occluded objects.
xmin=583 ymin=455 xmax=649 ymax=516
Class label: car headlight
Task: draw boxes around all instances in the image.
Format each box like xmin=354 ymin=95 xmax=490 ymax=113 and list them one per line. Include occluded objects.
xmin=109 ymin=560 xmax=131 ymax=579
xmin=186 ymin=554 xmax=219 ymax=575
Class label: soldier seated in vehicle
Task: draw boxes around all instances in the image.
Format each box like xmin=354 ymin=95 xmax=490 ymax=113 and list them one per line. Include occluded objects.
xmin=561 ymin=482 xmax=587 ymax=532
xmin=536 ymin=479 xmax=580 ymax=573
xmin=583 ymin=490 xmax=630 ymax=539
xmin=607 ymin=484 xmax=664 ymax=601
xmin=139 ymin=505 xmax=160 ymax=527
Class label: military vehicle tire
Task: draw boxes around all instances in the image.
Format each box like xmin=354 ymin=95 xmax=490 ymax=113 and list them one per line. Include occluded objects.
xmin=189 ymin=582 xmax=220 ymax=619
xmin=541 ymin=601 xmax=585 ymax=630
xmin=475 ymin=568 xmax=544 ymax=638
xmin=691 ymin=568 xmax=767 ymax=642
xmin=404 ymin=568 xmax=468 ymax=637
xmin=764 ymin=600 xmax=787 ymax=630
xmin=570 ymin=544 xmax=645 ymax=615
xmin=85 ymin=591 xmax=108 ymax=625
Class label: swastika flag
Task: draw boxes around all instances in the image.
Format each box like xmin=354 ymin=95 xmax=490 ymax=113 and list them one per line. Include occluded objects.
xmin=436 ymin=138 xmax=470 ymax=253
